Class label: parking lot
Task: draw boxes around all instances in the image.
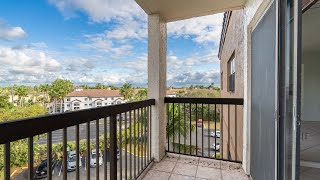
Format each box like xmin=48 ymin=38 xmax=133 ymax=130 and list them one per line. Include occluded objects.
xmin=13 ymin=150 xmax=147 ymax=180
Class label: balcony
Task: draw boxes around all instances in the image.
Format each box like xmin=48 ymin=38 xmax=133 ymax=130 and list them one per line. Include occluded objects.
xmin=0 ymin=97 xmax=245 ymax=180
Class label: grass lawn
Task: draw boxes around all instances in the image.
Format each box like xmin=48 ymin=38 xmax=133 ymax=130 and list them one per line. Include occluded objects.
xmin=191 ymin=121 xmax=220 ymax=130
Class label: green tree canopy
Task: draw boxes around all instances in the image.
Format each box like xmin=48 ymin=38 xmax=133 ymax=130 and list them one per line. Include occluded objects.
xmin=48 ymin=79 xmax=74 ymax=101
xmin=134 ymin=89 xmax=148 ymax=101
xmin=0 ymin=94 xmax=12 ymax=109
xmin=120 ymin=83 xmax=134 ymax=101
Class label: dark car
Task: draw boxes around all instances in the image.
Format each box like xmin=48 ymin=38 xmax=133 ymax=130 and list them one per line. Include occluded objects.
xmin=34 ymin=159 xmax=57 ymax=179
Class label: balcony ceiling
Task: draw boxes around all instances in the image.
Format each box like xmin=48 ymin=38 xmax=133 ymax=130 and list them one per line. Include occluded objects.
xmin=135 ymin=0 xmax=247 ymax=22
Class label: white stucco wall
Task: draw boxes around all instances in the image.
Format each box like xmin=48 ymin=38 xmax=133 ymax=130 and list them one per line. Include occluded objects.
xmin=63 ymin=96 xmax=125 ymax=112
xmin=302 ymin=52 xmax=320 ymax=122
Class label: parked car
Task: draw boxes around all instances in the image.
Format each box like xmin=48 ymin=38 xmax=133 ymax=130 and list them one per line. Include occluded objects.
xmin=212 ymin=142 xmax=220 ymax=151
xmin=117 ymin=149 xmax=120 ymax=160
xmin=67 ymin=150 xmax=81 ymax=172
xmin=210 ymin=130 xmax=221 ymax=138
xmin=34 ymin=158 xmax=57 ymax=179
xmin=117 ymin=116 xmax=125 ymax=121
xmin=90 ymin=149 xmax=103 ymax=167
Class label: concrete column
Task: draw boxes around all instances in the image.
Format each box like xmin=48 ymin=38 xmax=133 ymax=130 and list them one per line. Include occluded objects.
xmin=148 ymin=14 xmax=167 ymax=162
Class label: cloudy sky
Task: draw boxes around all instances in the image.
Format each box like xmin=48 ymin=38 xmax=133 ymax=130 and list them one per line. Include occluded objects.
xmin=0 ymin=0 xmax=223 ymax=87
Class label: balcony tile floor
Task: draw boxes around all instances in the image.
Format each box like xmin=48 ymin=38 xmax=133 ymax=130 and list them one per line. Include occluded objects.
xmin=142 ymin=153 xmax=250 ymax=180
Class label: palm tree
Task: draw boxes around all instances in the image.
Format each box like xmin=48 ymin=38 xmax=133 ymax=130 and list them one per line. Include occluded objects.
xmin=39 ymin=84 xmax=50 ymax=106
xmin=167 ymin=103 xmax=196 ymax=153
xmin=134 ymin=89 xmax=147 ymax=101
xmin=14 ymin=85 xmax=28 ymax=106
xmin=120 ymin=83 xmax=134 ymax=101
xmin=49 ymin=79 xmax=74 ymax=113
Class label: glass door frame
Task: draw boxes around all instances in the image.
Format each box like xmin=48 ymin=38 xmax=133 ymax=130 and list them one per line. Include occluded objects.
xmin=277 ymin=0 xmax=302 ymax=179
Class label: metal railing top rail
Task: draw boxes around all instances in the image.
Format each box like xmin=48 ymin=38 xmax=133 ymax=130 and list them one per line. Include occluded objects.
xmin=164 ymin=97 xmax=244 ymax=105
xmin=0 ymin=99 xmax=155 ymax=144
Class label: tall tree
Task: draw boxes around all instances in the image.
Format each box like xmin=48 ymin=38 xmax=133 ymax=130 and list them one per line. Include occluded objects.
xmin=49 ymin=79 xmax=74 ymax=113
xmin=95 ymin=83 xmax=107 ymax=89
xmin=0 ymin=94 xmax=12 ymax=109
xmin=134 ymin=89 xmax=148 ymax=101
xmin=14 ymin=85 xmax=28 ymax=106
xmin=120 ymin=83 xmax=134 ymax=101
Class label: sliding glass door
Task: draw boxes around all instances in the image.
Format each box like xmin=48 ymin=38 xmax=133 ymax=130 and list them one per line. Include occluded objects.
xmin=278 ymin=0 xmax=302 ymax=179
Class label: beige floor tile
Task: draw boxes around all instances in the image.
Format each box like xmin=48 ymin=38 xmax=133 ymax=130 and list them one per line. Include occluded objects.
xmin=164 ymin=153 xmax=180 ymax=162
xmin=220 ymin=161 xmax=241 ymax=170
xmin=173 ymin=163 xmax=197 ymax=177
xmin=199 ymin=158 xmax=221 ymax=169
xmin=178 ymin=155 xmax=200 ymax=165
xmin=221 ymin=169 xmax=249 ymax=180
xmin=196 ymin=166 xmax=221 ymax=180
xmin=143 ymin=170 xmax=171 ymax=180
xmin=170 ymin=173 xmax=196 ymax=180
xmin=151 ymin=160 xmax=176 ymax=173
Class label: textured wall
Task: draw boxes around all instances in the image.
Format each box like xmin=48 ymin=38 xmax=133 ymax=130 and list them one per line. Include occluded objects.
xmin=219 ymin=9 xmax=245 ymax=162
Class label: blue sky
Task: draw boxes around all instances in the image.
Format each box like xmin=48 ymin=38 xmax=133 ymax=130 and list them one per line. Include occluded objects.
xmin=0 ymin=0 xmax=223 ymax=87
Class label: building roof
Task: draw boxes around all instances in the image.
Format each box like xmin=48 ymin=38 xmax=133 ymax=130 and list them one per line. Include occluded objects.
xmin=66 ymin=89 xmax=121 ymax=98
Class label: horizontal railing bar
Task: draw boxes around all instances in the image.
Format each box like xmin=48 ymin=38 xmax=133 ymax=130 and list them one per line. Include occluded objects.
xmin=0 ymin=99 xmax=155 ymax=144
xmin=164 ymin=97 xmax=244 ymax=105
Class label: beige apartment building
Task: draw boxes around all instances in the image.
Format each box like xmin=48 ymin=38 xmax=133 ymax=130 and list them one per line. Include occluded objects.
xmin=218 ymin=10 xmax=245 ymax=161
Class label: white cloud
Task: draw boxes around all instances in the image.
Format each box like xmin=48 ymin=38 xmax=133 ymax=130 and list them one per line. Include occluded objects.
xmin=168 ymin=70 xmax=220 ymax=86
xmin=168 ymin=14 xmax=223 ymax=43
xmin=0 ymin=46 xmax=62 ymax=84
xmin=0 ymin=23 xmax=27 ymax=41
xmin=48 ymin=0 xmax=145 ymax=22
xmin=79 ymin=35 xmax=133 ymax=58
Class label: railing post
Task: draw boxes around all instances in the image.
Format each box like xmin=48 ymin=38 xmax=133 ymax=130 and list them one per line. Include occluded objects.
xmin=110 ymin=115 xmax=117 ymax=180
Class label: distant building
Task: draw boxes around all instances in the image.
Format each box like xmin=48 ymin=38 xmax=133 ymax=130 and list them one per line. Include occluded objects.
xmin=63 ymin=89 xmax=126 ymax=112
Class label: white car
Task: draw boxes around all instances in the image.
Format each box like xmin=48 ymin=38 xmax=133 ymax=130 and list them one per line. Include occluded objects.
xmin=212 ymin=143 xmax=220 ymax=151
xmin=67 ymin=150 xmax=81 ymax=172
xmin=210 ymin=130 xmax=221 ymax=138
xmin=117 ymin=149 xmax=120 ymax=160
xmin=90 ymin=149 xmax=103 ymax=167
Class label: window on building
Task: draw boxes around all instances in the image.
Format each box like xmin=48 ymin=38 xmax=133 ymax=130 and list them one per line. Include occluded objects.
xmin=74 ymin=103 xmax=80 ymax=106
xmin=85 ymin=98 xmax=88 ymax=101
xmin=97 ymin=102 xmax=102 ymax=105
xmin=228 ymin=55 xmax=235 ymax=92
xmin=67 ymin=104 xmax=70 ymax=107
xmin=89 ymin=98 xmax=92 ymax=101
xmin=89 ymin=103 xmax=92 ymax=106
xmin=85 ymin=104 xmax=88 ymax=106
xmin=111 ymin=102 xmax=114 ymax=105
xmin=105 ymin=98 xmax=108 ymax=100
xmin=111 ymin=97 xmax=114 ymax=100
xmin=66 ymin=98 xmax=70 ymax=101
xmin=74 ymin=107 xmax=80 ymax=110
xmin=105 ymin=103 xmax=108 ymax=106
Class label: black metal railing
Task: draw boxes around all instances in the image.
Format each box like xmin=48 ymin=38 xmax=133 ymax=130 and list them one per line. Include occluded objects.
xmin=0 ymin=99 xmax=155 ymax=180
xmin=165 ymin=97 xmax=243 ymax=162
